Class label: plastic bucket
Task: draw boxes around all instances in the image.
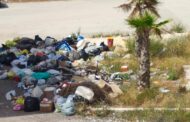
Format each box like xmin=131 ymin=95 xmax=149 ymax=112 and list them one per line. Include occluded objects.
xmin=107 ymin=37 xmax=114 ymax=48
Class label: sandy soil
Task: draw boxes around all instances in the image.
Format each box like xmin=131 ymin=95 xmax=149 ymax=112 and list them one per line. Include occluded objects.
xmin=0 ymin=0 xmax=190 ymax=42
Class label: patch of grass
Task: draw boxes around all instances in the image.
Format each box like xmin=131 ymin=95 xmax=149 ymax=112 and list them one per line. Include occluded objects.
xmin=115 ymin=110 xmax=190 ymax=122
xmin=100 ymin=55 xmax=127 ymax=73
xmin=90 ymin=32 xmax=128 ymax=38
xmin=113 ymin=82 xmax=139 ymax=106
xmin=167 ymin=68 xmax=179 ymax=80
xmin=95 ymin=108 xmax=111 ymax=118
xmin=153 ymin=57 xmax=188 ymax=79
xmin=136 ymin=87 xmax=159 ymax=105
xmin=162 ymin=36 xmax=190 ymax=57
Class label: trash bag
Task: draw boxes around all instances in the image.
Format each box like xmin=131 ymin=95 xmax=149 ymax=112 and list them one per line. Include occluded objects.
xmin=24 ymin=96 xmax=40 ymax=112
xmin=27 ymin=55 xmax=47 ymax=66
xmin=45 ymin=36 xmax=56 ymax=46
xmin=55 ymin=40 xmax=72 ymax=52
xmin=35 ymin=35 xmax=43 ymax=44
xmin=75 ymin=86 xmax=94 ymax=101
xmin=61 ymin=95 xmax=75 ymax=116
xmin=16 ymin=37 xmax=36 ymax=50
xmin=5 ymin=90 xmax=16 ymax=101
xmin=64 ymin=37 xmax=76 ymax=45
xmin=32 ymin=72 xmax=51 ymax=80
xmin=46 ymin=76 xmax=62 ymax=85
xmin=79 ymin=82 xmax=109 ymax=103
xmin=100 ymin=42 xmax=109 ymax=51
xmin=0 ymin=52 xmax=17 ymax=66
xmin=0 ymin=1 xmax=8 ymax=8
xmin=79 ymin=49 xmax=89 ymax=61
xmin=31 ymin=86 xmax=43 ymax=99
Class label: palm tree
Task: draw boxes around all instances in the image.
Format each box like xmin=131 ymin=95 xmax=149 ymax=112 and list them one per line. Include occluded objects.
xmin=119 ymin=0 xmax=160 ymax=57
xmin=119 ymin=0 xmax=169 ymax=89
xmin=127 ymin=12 xmax=169 ymax=88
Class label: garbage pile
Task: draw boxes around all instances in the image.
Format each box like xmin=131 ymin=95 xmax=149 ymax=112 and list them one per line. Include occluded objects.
xmin=2 ymin=34 xmax=123 ymax=116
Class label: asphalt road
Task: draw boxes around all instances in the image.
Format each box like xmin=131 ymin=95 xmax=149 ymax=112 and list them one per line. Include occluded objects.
xmin=0 ymin=0 xmax=190 ymax=41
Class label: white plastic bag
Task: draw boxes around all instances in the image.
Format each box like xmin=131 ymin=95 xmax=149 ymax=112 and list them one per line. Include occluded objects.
xmin=75 ymin=86 xmax=94 ymax=101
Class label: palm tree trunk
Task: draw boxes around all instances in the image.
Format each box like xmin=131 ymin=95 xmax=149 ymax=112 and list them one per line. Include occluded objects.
xmin=136 ymin=37 xmax=142 ymax=57
xmin=137 ymin=29 xmax=150 ymax=89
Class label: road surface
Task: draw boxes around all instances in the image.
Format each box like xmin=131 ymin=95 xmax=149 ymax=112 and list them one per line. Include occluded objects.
xmin=0 ymin=0 xmax=190 ymax=41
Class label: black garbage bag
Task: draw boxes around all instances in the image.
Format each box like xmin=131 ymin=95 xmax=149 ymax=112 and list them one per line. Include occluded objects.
xmin=16 ymin=37 xmax=36 ymax=50
xmin=0 ymin=1 xmax=8 ymax=8
xmin=34 ymin=35 xmax=43 ymax=45
xmin=100 ymin=42 xmax=109 ymax=51
xmin=0 ymin=44 xmax=9 ymax=52
xmin=64 ymin=37 xmax=76 ymax=45
xmin=24 ymin=96 xmax=40 ymax=112
xmin=27 ymin=55 xmax=47 ymax=66
xmin=79 ymin=49 xmax=89 ymax=61
xmin=0 ymin=52 xmax=17 ymax=66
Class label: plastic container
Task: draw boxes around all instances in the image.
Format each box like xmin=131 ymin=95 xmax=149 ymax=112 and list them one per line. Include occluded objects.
xmin=107 ymin=37 xmax=114 ymax=48
xmin=120 ymin=65 xmax=128 ymax=72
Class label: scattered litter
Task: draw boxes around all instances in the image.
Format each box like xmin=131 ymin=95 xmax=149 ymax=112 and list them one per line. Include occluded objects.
xmin=159 ymin=88 xmax=170 ymax=93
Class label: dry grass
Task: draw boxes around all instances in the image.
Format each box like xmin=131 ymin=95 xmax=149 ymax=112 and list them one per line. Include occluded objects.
xmin=113 ymin=83 xmax=190 ymax=108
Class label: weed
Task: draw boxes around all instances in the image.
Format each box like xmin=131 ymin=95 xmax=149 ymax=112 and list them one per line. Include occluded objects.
xmin=167 ymin=69 xmax=179 ymax=80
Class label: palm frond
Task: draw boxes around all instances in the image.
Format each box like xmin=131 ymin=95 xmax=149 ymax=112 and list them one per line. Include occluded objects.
xmin=118 ymin=0 xmax=134 ymax=12
xmin=145 ymin=5 xmax=160 ymax=17
xmin=129 ymin=3 xmax=141 ymax=17
xmin=156 ymin=20 xmax=170 ymax=27
xmin=152 ymin=27 xmax=162 ymax=38
xmin=127 ymin=12 xmax=155 ymax=29
xmin=145 ymin=0 xmax=160 ymax=6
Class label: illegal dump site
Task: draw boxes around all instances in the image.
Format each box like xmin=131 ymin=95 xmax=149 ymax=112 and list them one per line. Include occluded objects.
xmin=2 ymin=0 xmax=190 ymax=121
